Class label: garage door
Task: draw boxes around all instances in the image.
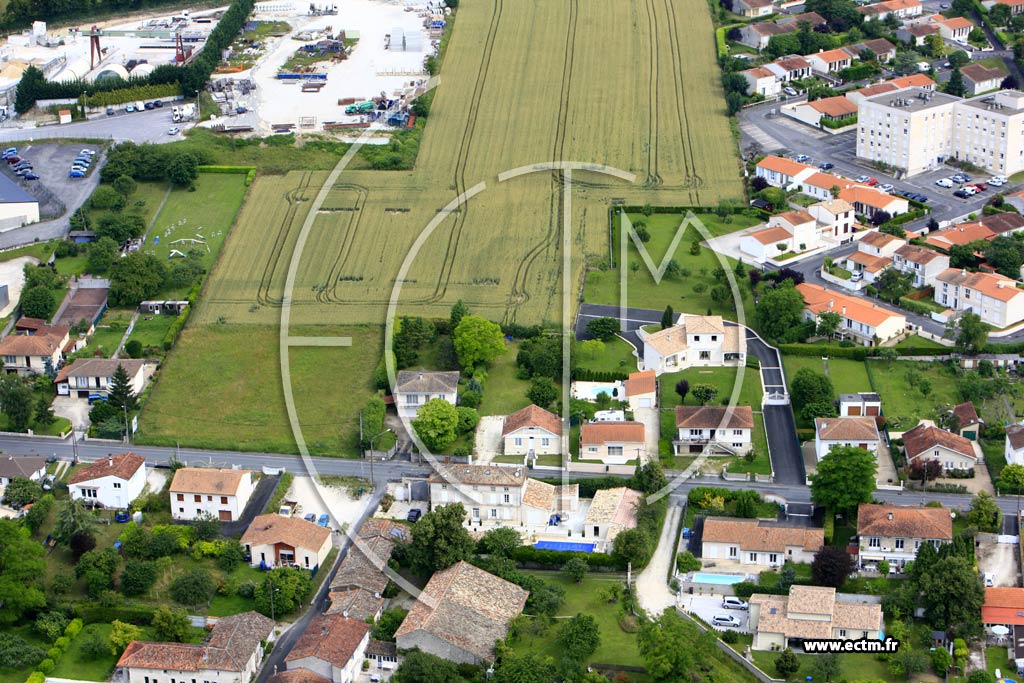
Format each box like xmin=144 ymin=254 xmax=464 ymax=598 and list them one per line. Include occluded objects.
xmin=638 ymin=398 xmax=652 ymax=408
xmin=848 ymin=406 xmax=862 ymax=416
xmin=218 ymin=510 xmax=232 ymax=521
xmin=866 ymin=406 xmax=879 ymax=416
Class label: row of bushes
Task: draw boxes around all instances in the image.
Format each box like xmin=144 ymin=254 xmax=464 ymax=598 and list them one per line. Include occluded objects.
xmin=197 ymin=165 xmax=257 ymax=186
xmin=780 ymin=344 xmax=954 ymax=359
xmin=162 ymin=304 xmax=191 ymax=351
xmin=899 ymin=297 xmax=936 ymax=316
xmin=509 ymin=545 xmax=626 ymax=570
xmin=74 ymin=603 xmax=155 ymax=625
xmin=821 ymin=114 xmax=857 ymax=130
xmin=82 ymin=84 xmax=181 ymax=108
xmin=23 ymin=618 xmax=84 ymax=682
xmin=263 ymin=472 xmax=295 ymax=514
xmin=572 ymin=368 xmax=630 ymax=382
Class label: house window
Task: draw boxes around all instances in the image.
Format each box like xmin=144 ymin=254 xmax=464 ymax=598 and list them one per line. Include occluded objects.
xmin=711 ymin=335 xmax=718 ymax=342
xmin=541 ymin=438 xmax=550 ymax=447
xmin=82 ymin=488 xmax=97 ymax=498
xmin=194 ymin=495 xmax=201 ymax=502
xmin=700 ymin=351 xmax=711 ymax=360
xmin=694 ymin=335 xmax=700 ymax=342
xmin=895 ymin=538 xmax=904 ymax=549
xmin=869 ymin=537 xmax=880 ymax=548
xmin=221 ymin=496 xmax=228 ymax=504
xmin=748 ymin=552 xmax=757 ymax=562
xmin=177 ymin=494 xmax=184 ymax=501
xmin=914 ymin=540 xmax=921 ymax=549
xmin=608 ymin=446 xmax=623 ymax=456
xmin=304 ymin=556 xmax=310 ymax=567
xmin=587 ymin=447 xmax=598 ymax=454
xmin=504 ymin=494 xmax=510 ymax=503
xmin=689 ymin=429 xmax=702 ymax=436
xmin=733 ymin=443 xmax=743 ymax=448
xmin=490 ymin=509 xmax=497 ymax=518
xmin=113 ymin=482 xmax=121 ymax=489
xmin=769 ymin=553 xmax=778 ymax=564
xmin=839 ymin=629 xmax=847 ymax=638
xmin=514 ymin=438 xmax=523 ymax=446
xmin=729 ymin=546 xmax=738 ymax=558
xmin=733 ymin=429 xmax=742 ymax=435
xmin=472 ymin=508 xmax=480 ymax=518
xmin=207 ymin=495 xmax=212 ymax=501
xmin=179 ymin=507 xmax=184 ymax=513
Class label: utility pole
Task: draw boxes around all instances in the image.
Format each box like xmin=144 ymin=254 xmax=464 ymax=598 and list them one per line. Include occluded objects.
xmin=368 ymin=429 xmax=393 ymax=486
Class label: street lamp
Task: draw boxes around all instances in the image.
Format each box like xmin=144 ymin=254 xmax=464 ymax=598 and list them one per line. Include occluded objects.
xmin=268 ymin=578 xmax=281 ymax=621
xmin=367 ymin=428 xmax=393 ymax=485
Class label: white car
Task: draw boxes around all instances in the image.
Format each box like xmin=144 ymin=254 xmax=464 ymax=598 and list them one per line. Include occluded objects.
xmin=712 ymin=614 xmax=742 ymax=628
xmin=722 ymin=597 xmax=749 ymax=610
xmin=935 ymin=178 xmax=954 ymax=188
xmin=856 ymin=175 xmax=871 ymax=183
xmin=879 ymin=183 xmax=895 ymax=193
xmin=168 ymin=127 xmax=181 ymax=136
xmin=80 ymin=149 xmax=96 ymax=156
xmin=990 ymin=175 xmax=1007 ymax=186
xmin=783 ymin=86 xmax=798 ymax=96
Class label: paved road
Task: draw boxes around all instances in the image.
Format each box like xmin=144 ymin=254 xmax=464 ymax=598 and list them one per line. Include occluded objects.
xmin=576 ymin=303 xmax=806 ymax=485
xmin=0 ymin=108 xmax=181 ymax=146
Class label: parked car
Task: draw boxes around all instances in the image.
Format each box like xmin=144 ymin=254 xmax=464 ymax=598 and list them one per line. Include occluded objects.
xmin=793 ymin=154 xmax=809 ymax=163
xmin=80 ymin=149 xmax=96 ymax=156
xmin=125 ymin=104 xmax=136 ymax=113
xmin=317 ymin=514 xmax=329 ymax=527
xmin=935 ymin=178 xmax=954 ymax=188
xmin=168 ymin=127 xmax=181 ymax=136
xmin=69 ymin=170 xmax=85 ymax=178
xmin=144 ymin=101 xmax=155 ymax=110
xmin=5 ymin=155 xmax=21 ymax=164
xmin=855 ymin=175 xmax=870 ymax=183
xmin=865 ymin=177 xmax=879 ymax=186
xmin=952 ymin=173 xmax=971 ymax=183
xmin=15 ymin=168 xmax=33 ymax=177
xmin=407 ymin=508 xmax=422 ymax=522
xmin=783 ymin=86 xmax=798 ymax=96
xmin=303 ymin=513 xmax=316 ymax=523
xmin=912 ymin=193 xmax=929 ymax=203
xmin=106 ymin=107 xmax=115 ymax=116
xmin=953 ymin=188 xmax=972 ymax=198
xmin=153 ymin=100 xmax=163 ymax=108
xmin=87 ymin=393 xmax=106 ymax=403
xmin=712 ymin=615 xmax=742 ymax=628
xmin=22 ymin=173 xmax=39 ymax=180
xmin=722 ymin=597 xmax=749 ymax=610
xmin=13 ymin=162 xmax=32 ymax=170
xmin=2 ymin=147 xmax=17 ymax=158
xmin=851 ymin=270 xmax=864 ymax=282
xmin=819 ymin=162 xmax=834 ymax=170
xmin=974 ymin=182 xmax=988 ymax=191
xmin=985 ymin=572 xmax=995 ymax=587
xmin=989 ymin=177 xmax=1006 ymax=186
xmin=879 ymin=183 xmax=895 ymax=193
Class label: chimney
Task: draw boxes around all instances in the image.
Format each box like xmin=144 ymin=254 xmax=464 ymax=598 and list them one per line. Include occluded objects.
xmin=841 ymin=306 xmax=847 ymax=316
xmin=108 ymin=455 xmax=113 ymax=467
xmin=999 ymin=281 xmax=1006 ymax=288
xmin=418 ymin=372 xmax=423 ymax=380
xmin=887 ymin=512 xmax=894 ymax=520
xmin=828 ymin=299 xmax=834 ymax=310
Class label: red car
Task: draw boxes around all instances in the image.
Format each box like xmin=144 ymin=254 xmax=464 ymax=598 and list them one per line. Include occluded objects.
xmin=974 ymin=182 xmax=987 ymax=191
xmin=865 ymin=177 xmax=878 ymax=186
xmin=5 ymin=155 xmax=20 ymax=164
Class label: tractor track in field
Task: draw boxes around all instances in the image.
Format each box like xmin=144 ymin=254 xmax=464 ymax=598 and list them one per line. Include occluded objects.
xmin=643 ymin=0 xmax=661 ymax=188
xmin=425 ymin=0 xmax=504 ymax=308
xmin=503 ymin=0 xmax=579 ymax=325
xmin=256 ymin=170 xmax=314 ymax=308
xmin=319 ymin=183 xmax=368 ymax=303
xmin=663 ymin=0 xmax=703 ymax=201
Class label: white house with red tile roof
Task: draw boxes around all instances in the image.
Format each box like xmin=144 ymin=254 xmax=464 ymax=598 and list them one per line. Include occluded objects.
xmin=734 ymin=0 xmax=776 ymax=17
xmin=625 ymin=369 xmax=657 ymax=410
xmin=580 ymin=422 xmax=646 ymax=464
xmin=69 ymin=453 xmax=147 ymax=509
xmin=0 ymin=323 xmax=69 ymax=376
xmin=784 ymin=96 xmax=858 ymax=130
xmin=285 ymin=613 xmax=370 ymax=683
xmin=674 ymin=406 xmax=755 ymax=455
xmin=501 ymin=404 xmax=562 ymax=456
xmin=960 ymin=63 xmax=1004 ymax=95
xmin=934 ymin=268 xmax=1024 ymax=328
xmin=765 ymin=55 xmax=814 ymax=82
xmin=932 ymin=14 xmax=973 ymax=40
xmin=984 ymin=0 xmax=1024 ymax=14
xmin=797 ymin=283 xmax=907 ymax=345
xmin=755 ymin=155 xmax=815 ymax=188
xmin=170 ymin=467 xmax=255 ymax=521
xmin=640 ymin=315 xmax=746 ymax=374
xmin=814 ymin=416 xmax=881 ymax=460
xmin=858 ymin=230 xmax=906 ymax=258
xmin=1005 ymin=423 xmax=1024 ymax=465
xmin=742 ymin=66 xmax=783 ymax=97
xmin=902 ymin=423 xmax=979 ymax=472
xmin=892 ymin=244 xmax=949 ymax=287
xmin=858 ymin=0 xmax=923 ymax=19
xmin=808 ymin=198 xmax=856 ymax=241
xmin=807 ymin=49 xmax=853 ymax=74
xmin=856 ymin=503 xmax=952 ymax=568
xmin=583 ymin=487 xmax=643 ymax=549
xmin=842 ymin=251 xmax=892 ymax=284
xmin=796 ymin=171 xmax=852 ymax=200
xmin=241 ymin=514 xmax=333 ymax=570
xmin=838 ymin=185 xmax=910 ymax=218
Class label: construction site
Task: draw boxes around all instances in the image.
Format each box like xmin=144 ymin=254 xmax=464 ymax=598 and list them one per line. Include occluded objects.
xmin=211 ymin=0 xmax=442 ymax=134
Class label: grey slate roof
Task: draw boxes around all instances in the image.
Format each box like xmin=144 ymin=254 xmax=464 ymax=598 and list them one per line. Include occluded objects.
xmin=395 ymin=370 xmax=460 ymax=394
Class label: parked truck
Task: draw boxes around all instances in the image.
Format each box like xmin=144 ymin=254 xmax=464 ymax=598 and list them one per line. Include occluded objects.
xmin=344 ymin=101 xmax=375 ymax=115
xmin=172 ymin=103 xmax=197 ymax=122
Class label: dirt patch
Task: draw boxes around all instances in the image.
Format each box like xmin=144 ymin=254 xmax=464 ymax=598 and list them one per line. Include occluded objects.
xmin=473 ymin=416 xmax=504 ymax=463
xmin=977 ymin=536 xmax=1019 ymax=587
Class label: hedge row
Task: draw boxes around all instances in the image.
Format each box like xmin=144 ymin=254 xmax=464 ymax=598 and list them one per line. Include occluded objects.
xmin=572 ymin=368 xmax=630 ymax=382
xmin=162 ymin=304 xmax=191 ymax=351
xmin=74 ymin=603 xmax=155 ymax=625
xmin=26 ymin=618 xmax=84 ymax=682
xmin=898 ymin=297 xmax=935 ymax=316
xmin=197 ymin=165 xmax=257 ymax=174
xmin=82 ymin=84 xmax=180 ymax=107
xmin=779 ymin=344 xmax=872 ymax=359
xmin=509 ymin=544 xmax=626 ymax=570
xmin=536 ymin=475 xmax=638 ymax=499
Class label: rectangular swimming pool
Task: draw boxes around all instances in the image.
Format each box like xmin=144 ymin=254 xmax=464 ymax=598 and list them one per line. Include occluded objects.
xmin=534 ymin=541 xmax=595 ymax=553
xmin=691 ymin=572 xmax=746 ymax=585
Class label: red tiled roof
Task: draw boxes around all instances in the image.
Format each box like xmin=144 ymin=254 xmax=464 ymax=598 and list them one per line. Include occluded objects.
xmin=70 ymin=452 xmax=145 ymax=485
xmin=983 ymin=587 xmax=1024 ymax=625
xmin=856 ymin=503 xmax=952 ymax=540
xmin=286 ymin=614 xmax=369 ymax=669
xmin=580 ymin=421 xmax=645 ymax=445
xmin=626 ymin=370 xmax=657 ymax=397
xmin=902 ymin=424 xmax=975 ymax=461
xmin=502 ymin=404 xmax=561 ymax=437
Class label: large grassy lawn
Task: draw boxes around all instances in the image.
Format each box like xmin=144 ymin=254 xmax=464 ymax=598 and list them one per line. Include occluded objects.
xmin=142 ymin=174 xmax=249 ymax=298
xmin=478 ymin=341 xmax=530 ymax=417
xmin=127 ymin=313 xmax=175 ymax=353
xmin=781 ymin=356 xmax=872 ymax=395
xmin=575 ymin=335 xmax=638 ymax=375
xmin=585 ymin=212 xmax=761 ymax=325
xmin=138 ymin=324 xmax=381 ymax=455
xmin=749 ymin=645 xmax=893 ymax=681
xmin=0 ymin=626 xmax=50 ymax=683
xmin=658 ymin=366 xmax=764 ymax=411
xmin=892 ymin=334 xmax=949 ymax=350
xmin=866 ymin=359 xmax=960 ymax=431
xmin=71 ymin=308 xmax=135 ymax=359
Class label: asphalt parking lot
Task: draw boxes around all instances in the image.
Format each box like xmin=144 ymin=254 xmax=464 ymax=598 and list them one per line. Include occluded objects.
xmin=2 ymin=141 xmax=103 ymax=220
xmin=680 ymin=595 xmax=751 ymax=633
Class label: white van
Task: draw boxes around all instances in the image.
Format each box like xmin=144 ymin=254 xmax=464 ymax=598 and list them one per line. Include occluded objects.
xmin=985 ymin=572 xmax=995 ymax=587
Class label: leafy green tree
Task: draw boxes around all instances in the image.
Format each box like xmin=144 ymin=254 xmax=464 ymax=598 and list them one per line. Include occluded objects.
xmin=985 ymin=236 xmax=1024 ymax=278
xmin=24 ymin=494 xmax=53 ymax=534
xmin=188 ymin=511 xmax=220 ymax=542
xmin=562 ymin=557 xmax=589 ymax=583
xmin=53 ymin=499 xmax=98 ymax=546
xmin=1001 ymin=463 xmax=1024 ymax=492
xmin=919 ymin=555 xmax=985 ymax=638
xmin=453 ymin=315 xmax=505 ymax=369
xmin=254 ymin=566 xmax=311 ymax=618
xmin=20 ymin=285 xmax=56 ymax=320
xmin=800 ymin=400 xmax=837 ymax=423
xmin=0 ymin=632 xmax=47 ymax=668
xmin=816 ymin=311 xmax=842 ymax=338
xmin=109 ymin=252 xmax=168 ymax=307
xmin=481 ymin=527 xmax=522 ymax=558
xmin=410 ymin=503 xmax=476 ymax=575
xmin=775 ymin=648 xmax=801 ymax=678
xmin=456 ymin=406 xmax=479 ymax=434
xmin=558 ymin=613 xmax=600 ymax=666
xmin=111 ymin=175 xmax=137 ymax=198
xmin=949 ymin=311 xmax=988 ymax=355
xmin=755 ymin=281 xmax=807 ymax=344
xmin=105 ymin=363 xmax=139 ymax=415
xmin=218 ymin=541 xmax=246 ymax=572
xmin=791 ymin=368 xmax=835 ymax=414
xmin=586 ymin=317 xmax=620 ymax=341
xmin=1 ymin=477 xmax=41 ymax=507
xmin=893 ymin=51 xmax=921 ymax=75
xmin=33 ymin=612 xmax=68 ymax=642
xmin=876 ymin=268 xmax=913 ymax=303
xmin=527 ymin=376 xmax=558 ymax=409
xmin=169 ymin=568 xmax=216 ymax=607
xmin=812 ymin=653 xmax=841 ymax=682
xmin=661 ymin=305 xmax=674 ymax=329
xmin=0 ymin=520 xmax=46 ymax=625
xmin=392 ymin=650 xmax=462 ymax=683
xmin=120 ymin=560 xmax=157 ymax=597
xmin=34 ymin=394 xmax=55 ymax=426
xmin=151 ymin=607 xmax=192 ymax=642
xmin=495 ymin=652 xmax=556 ymax=683
xmin=449 ymin=299 xmax=469 ymax=329
xmin=675 ymin=379 xmax=689 ymax=404
xmin=967 ymin=491 xmax=1001 ymax=532
xmin=167 ymin=152 xmax=199 ymax=187
xmin=811 ymin=446 xmax=877 ymax=514
xmin=638 ymin=608 xmax=716 ymax=682
xmin=613 ymin=528 xmax=652 ymax=567
xmin=811 ymin=546 xmax=855 ymax=588
xmin=108 ymin=621 xmax=142 ymax=656
xmin=691 ymin=384 xmax=718 ymax=405
xmin=411 ymin=398 xmax=459 ymax=451
xmin=968 ymin=672 xmax=998 ymax=683
xmin=371 ymin=607 xmax=408 ymax=642
xmin=949 ymin=49 xmax=970 ymax=67
xmin=0 ymin=376 xmax=33 ymax=432
xmin=124 ymin=339 xmax=143 ymax=358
